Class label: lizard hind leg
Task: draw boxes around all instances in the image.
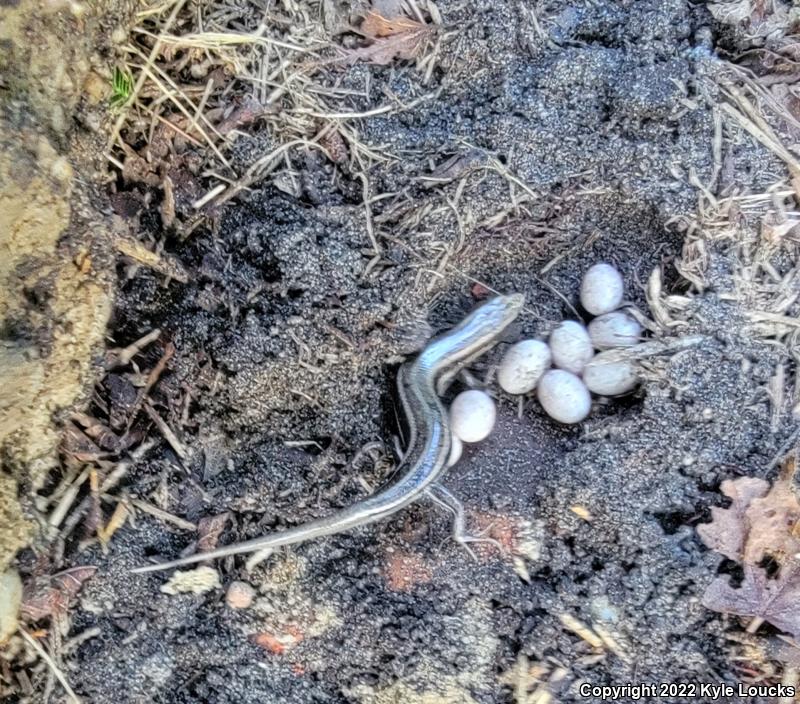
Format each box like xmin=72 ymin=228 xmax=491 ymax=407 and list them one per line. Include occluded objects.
xmin=426 ymin=484 xmax=503 ymax=562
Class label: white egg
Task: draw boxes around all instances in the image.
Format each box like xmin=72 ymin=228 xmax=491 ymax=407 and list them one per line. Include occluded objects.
xmin=447 ymin=434 xmax=463 ymax=466
xmin=450 ymin=389 xmax=496 ymax=443
xmin=549 ymin=320 xmax=594 ymax=374
xmin=588 ymin=311 xmax=642 ymax=349
xmin=497 ymin=339 xmax=552 ymax=394
xmin=537 ymin=370 xmax=591 ymax=424
xmin=583 ymin=352 xmax=638 ymax=396
xmin=580 ymin=262 xmax=624 ymax=315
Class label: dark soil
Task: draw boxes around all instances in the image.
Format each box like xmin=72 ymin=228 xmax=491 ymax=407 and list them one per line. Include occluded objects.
xmin=46 ymin=0 xmax=799 ymax=702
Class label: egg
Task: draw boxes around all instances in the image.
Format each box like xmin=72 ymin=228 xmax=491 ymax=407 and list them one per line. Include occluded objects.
xmin=588 ymin=311 xmax=642 ymax=349
xmin=549 ymin=321 xmax=594 ymax=374
xmin=537 ymin=370 xmax=591 ymax=424
xmin=497 ymin=339 xmax=552 ymax=394
xmin=583 ymin=352 xmax=638 ymax=395
xmin=580 ymin=262 xmax=624 ymax=315
xmin=450 ymin=389 xmax=496 ymax=443
xmin=447 ymin=435 xmax=463 ymax=466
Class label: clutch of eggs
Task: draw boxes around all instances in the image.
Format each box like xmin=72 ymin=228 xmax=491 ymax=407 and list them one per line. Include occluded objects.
xmin=447 ymin=262 xmax=643 ymax=449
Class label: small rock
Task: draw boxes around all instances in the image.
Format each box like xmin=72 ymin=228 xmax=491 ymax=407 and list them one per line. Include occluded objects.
xmin=226 ymin=580 xmax=256 ymax=609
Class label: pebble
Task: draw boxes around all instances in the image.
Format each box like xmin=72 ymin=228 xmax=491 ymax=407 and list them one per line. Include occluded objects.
xmin=588 ymin=311 xmax=642 ymax=349
xmin=497 ymin=339 xmax=551 ymax=394
xmin=583 ymin=352 xmax=638 ymax=395
xmin=450 ymin=389 xmax=496 ymax=443
xmin=549 ymin=321 xmax=593 ymax=374
xmin=226 ymin=580 xmax=256 ymax=609
xmin=580 ymin=263 xmax=624 ymax=315
xmin=537 ymin=370 xmax=591 ymax=424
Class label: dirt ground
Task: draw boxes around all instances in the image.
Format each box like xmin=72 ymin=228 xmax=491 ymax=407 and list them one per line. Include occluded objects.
xmin=4 ymin=0 xmax=800 ymax=702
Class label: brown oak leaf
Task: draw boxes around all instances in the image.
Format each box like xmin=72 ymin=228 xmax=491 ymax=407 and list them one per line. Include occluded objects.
xmin=698 ymin=457 xmax=800 ymax=566
xmin=344 ymin=31 xmax=429 ymax=66
xmin=744 ymin=471 xmax=800 ymax=564
xmin=700 ymin=457 xmax=800 ymax=639
xmin=361 ymin=9 xmax=424 ymax=37
xmin=697 ymin=477 xmax=769 ymax=561
xmin=703 ymin=564 xmax=800 ymax=640
xmin=341 ymin=9 xmax=432 ymax=65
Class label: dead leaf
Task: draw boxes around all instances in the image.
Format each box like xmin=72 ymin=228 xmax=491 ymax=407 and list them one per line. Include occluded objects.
xmin=361 ymin=9 xmax=424 ymax=37
xmin=61 ymin=423 xmax=105 ymax=462
xmin=700 ymin=457 xmax=800 ymax=638
xmin=21 ymin=566 xmax=97 ymax=622
xmin=340 ymin=8 xmax=432 ymax=66
xmin=343 ymin=30 xmax=429 ymax=65
xmin=703 ymin=564 xmax=800 ymax=640
xmin=744 ymin=471 xmax=800 ymax=564
xmin=697 ymin=477 xmax=769 ymax=561
xmin=698 ymin=458 xmax=800 ymax=566
xmin=197 ymin=513 xmax=230 ymax=553
xmin=216 ymin=96 xmax=271 ymax=136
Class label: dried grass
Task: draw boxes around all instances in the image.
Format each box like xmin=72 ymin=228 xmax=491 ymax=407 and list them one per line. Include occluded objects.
xmin=661 ymin=59 xmax=800 ymax=428
xmin=106 ymin=0 xmax=448 ymax=221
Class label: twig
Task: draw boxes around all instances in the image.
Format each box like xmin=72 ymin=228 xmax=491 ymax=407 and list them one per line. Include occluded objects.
xmin=49 ymin=468 xmax=90 ymax=529
xmin=127 ymin=56 xmax=233 ymax=171
xmin=125 ymin=342 xmax=175 ymax=432
xmin=357 ymin=172 xmax=380 ymax=255
xmin=130 ymin=498 xmax=196 ymax=531
xmin=136 ymin=29 xmax=320 ymax=54
xmin=60 ymin=442 xmax=153 ymax=539
xmin=144 ymin=401 xmax=188 ymax=461
xmin=106 ymin=0 xmax=188 ymax=150
xmin=114 ymin=237 xmax=190 ymax=283
xmin=213 ymin=138 xmax=328 ymax=206
xmin=107 ymin=328 xmax=162 ymax=368
xmin=19 ymin=627 xmax=82 ymax=704
xmin=557 ymin=613 xmax=604 ymax=649
xmin=192 ymin=183 xmax=226 ymax=209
